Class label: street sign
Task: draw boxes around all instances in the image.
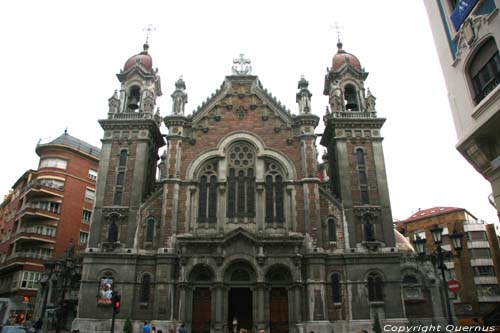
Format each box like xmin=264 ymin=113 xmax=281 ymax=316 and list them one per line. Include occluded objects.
xmin=448 ymin=279 xmax=461 ymax=293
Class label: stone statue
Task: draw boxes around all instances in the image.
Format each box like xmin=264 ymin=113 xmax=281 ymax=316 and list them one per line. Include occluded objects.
xmin=108 ymin=220 xmax=118 ymax=242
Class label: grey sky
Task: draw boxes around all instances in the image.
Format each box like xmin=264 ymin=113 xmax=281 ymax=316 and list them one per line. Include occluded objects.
xmin=0 ymin=0 xmax=496 ymax=224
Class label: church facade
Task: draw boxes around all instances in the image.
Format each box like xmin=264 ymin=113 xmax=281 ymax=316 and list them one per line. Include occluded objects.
xmin=74 ymin=42 xmax=409 ymax=333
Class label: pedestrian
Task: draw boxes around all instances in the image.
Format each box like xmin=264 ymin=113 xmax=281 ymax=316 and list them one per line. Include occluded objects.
xmin=177 ymin=324 xmax=188 ymax=333
xmin=152 ymin=326 xmax=157 ymax=333
xmin=33 ymin=318 xmax=43 ymax=333
xmin=143 ymin=322 xmax=151 ymax=333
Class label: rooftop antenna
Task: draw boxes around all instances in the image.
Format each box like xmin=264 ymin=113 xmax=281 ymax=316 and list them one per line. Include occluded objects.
xmin=142 ymin=24 xmax=156 ymax=44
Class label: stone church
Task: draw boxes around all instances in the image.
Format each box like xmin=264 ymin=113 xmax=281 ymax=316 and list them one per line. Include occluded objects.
xmin=74 ymin=40 xmax=410 ymax=333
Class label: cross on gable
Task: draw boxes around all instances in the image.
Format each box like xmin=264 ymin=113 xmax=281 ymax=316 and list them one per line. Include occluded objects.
xmin=232 ymin=53 xmax=252 ymax=75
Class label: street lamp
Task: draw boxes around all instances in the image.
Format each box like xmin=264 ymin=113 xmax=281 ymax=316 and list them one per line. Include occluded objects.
xmin=413 ymin=225 xmax=463 ymax=326
xmin=40 ymin=240 xmax=82 ymax=333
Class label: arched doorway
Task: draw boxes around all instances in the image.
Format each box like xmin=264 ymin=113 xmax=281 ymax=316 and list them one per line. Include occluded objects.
xmin=224 ymin=262 xmax=256 ymax=332
xmin=266 ymin=265 xmax=292 ymax=333
xmin=189 ymin=265 xmax=214 ymax=333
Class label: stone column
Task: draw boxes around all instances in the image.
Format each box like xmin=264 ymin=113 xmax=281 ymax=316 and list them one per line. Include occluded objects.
xmin=254 ymin=283 xmax=267 ymax=331
xmin=213 ymin=283 xmax=226 ymax=333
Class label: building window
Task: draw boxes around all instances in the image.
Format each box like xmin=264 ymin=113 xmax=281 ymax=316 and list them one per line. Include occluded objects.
xmin=79 ymin=231 xmax=89 ymax=245
xmin=468 ymin=38 xmax=500 ymax=104
xmin=356 ymin=148 xmax=369 ymax=205
xmin=146 ymin=219 xmax=155 ymax=242
xmin=119 ymin=150 xmax=128 ymax=167
xmin=39 ymin=158 xmax=67 ymax=169
xmin=82 ymin=209 xmax=92 ymax=222
xmin=331 ymin=273 xmax=342 ymax=303
xmin=470 ymin=248 xmax=491 ymax=258
xmin=85 ymin=188 xmax=95 ymax=202
xmin=116 ymin=172 xmax=124 ymax=186
xmin=198 ymin=161 xmax=218 ymax=224
xmin=140 ymin=274 xmax=151 ymax=303
xmin=367 ymin=272 xmax=384 ymax=302
xmin=468 ymin=231 xmax=487 ymax=241
xmin=227 ymin=142 xmax=256 ymax=220
xmin=20 ymin=271 xmax=41 ymax=290
xmin=114 ymin=191 xmax=122 ymax=206
xmin=88 ymin=169 xmax=98 ymax=181
xmin=327 ymin=218 xmax=337 ymax=242
xmin=473 ymin=266 xmax=495 ymax=276
xmin=264 ymin=161 xmax=285 ymax=224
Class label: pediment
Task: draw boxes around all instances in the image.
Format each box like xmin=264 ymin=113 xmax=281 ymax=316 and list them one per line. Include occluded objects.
xmin=189 ymin=75 xmax=294 ymax=127
xmin=222 ymin=227 xmax=258 ymax=246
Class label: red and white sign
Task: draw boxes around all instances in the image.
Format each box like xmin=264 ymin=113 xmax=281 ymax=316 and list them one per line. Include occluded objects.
xmin=447 ymin=279 xmax=461 ymax=293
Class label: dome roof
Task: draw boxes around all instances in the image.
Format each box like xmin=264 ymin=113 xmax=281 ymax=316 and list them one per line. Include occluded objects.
xmin=123 ymin=44 xmax=153 ymax=72
xmin=332 ymin=41 xmax=362 ymax=71
xmin=394 ymin=229 xmax=415 ymax=253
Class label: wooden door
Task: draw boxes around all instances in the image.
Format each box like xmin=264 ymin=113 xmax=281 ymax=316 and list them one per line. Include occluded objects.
xmin=269 ymin=288 xmax=289 ymax=333
xmin=192 ymin=288 xmax=211 ymax=333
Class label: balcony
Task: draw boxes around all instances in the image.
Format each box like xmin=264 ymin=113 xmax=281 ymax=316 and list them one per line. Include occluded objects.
xmin=11 ymin=227 xmax=56 ymax=244
xmin=331 ymin=111 xmax=377 ymax=119
xmin=474 ymin=276 xmax=499 ymax=285
xmin=16 ymin=202 xmax=61 ymax=223
xmin=477 ymin=295 xmax=500 ymax=302
xmin=0 ymin=251 xmax=53 ymax=269
xmin=464 ymin=224 xmax=486 ymax=232
xmin=21 ymin=180 xmax=64 ymax=200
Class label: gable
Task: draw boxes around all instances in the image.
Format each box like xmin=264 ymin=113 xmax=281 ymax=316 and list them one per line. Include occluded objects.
xmin=191 ymin=75 xmax=294 ymax=128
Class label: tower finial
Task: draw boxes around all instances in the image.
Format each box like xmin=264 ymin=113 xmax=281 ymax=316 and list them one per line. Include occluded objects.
xmin=142 ymin=24 xmax=156 ymax=45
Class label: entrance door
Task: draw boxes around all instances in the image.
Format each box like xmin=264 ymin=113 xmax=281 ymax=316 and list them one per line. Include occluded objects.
xmin=228 ymin=288 xmax=253 ymax=332
xmin=192 ymin=288 xmax=211 ymax=333
xmin=269 ymin=288 xmax=289 ymax=333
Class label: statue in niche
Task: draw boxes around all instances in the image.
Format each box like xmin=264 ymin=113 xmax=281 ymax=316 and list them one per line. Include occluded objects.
xmin=364 ymin=222 xmax=375 ymax=241
xmin=107 ymin=219 xmax=118 ymax=242
xmin=362 ymin=212 xmax=376 ymax=242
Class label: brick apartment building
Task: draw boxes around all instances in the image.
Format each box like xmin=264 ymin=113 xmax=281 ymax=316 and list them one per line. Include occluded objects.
xmin=0 ymin=132 xmax=100 ymax=324
xmin=397 ymin=207 xmax=500 ymax=326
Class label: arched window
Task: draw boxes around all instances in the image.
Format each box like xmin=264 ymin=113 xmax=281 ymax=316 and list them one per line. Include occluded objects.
xmin=331 ymin=273 xmax=342 ymax=303
xmin=344 ymin=84 xmax=359 ymax=111
xmin=198 ymin=162 xmax=218 ymax=223
xmin=327 ymin=218 xmax=337 ymax=242
xmin=468 ymin=38 xmax=500 ymax=104
xmin=127 ymin=86 xmax=141 ymax=111
xmin=265 ymin=160 xmax=285 ymax=223
xmin=139 ymin=274 xmax=151 ymax=303
xmin=367 ymin=272 xmax=384 ymax=302
xmin=227 ymin=142 xmax=256 ymax=220
xmin=146 ymin=218 xmax=155 ymax=242
xmin=356 ymin=148 xmax=365 ymax=166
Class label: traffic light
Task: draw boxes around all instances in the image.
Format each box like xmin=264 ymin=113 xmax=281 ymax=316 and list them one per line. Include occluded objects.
xmin=112 ymin=292 xmax=121 ymax=314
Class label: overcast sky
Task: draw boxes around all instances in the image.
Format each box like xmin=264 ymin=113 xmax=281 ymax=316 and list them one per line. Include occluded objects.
xmin=0 ymin=0 xmax=497 ymax=224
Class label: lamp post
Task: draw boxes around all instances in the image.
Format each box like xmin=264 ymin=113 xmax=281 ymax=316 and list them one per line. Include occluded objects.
xmin=413 ymin=225 xmax=463 ymax=326
xmin=40 ymin=240 xmax=81 ymax=333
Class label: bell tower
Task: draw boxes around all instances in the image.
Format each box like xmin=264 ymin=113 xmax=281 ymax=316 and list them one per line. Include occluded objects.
xmin=321 ymin=40 xmax=395 ymax=248
xmin=89 ymin=43 xmax=165 ymax=249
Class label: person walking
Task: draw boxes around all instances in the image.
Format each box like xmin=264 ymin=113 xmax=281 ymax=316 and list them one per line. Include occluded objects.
xmin=143 ymin=322 xmax=151 ymax=333
xmin=33 ymin=318 xmax=43 ymax=333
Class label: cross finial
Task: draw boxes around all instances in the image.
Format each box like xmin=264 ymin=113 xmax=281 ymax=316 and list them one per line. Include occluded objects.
xmin=232 ymin=53 xmax=252 ymax=75
xmin=143 ymin=24 xmax=156 ymax=44
xmin=333 ymin=22 xmax=343 ymax=43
